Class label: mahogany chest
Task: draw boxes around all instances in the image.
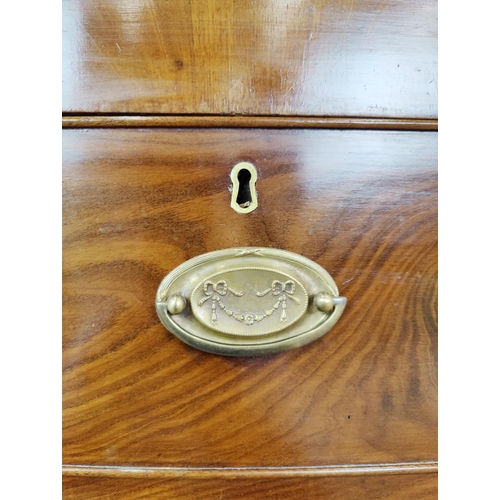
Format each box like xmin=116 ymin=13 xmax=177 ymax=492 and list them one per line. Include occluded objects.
xmin=63 ymin=1 xmax=438 ymax=498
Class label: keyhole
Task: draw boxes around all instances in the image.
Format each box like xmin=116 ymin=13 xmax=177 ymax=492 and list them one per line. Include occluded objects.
xmin=236 ymin=168 xmax=252 ymax=207
xmin=230 ymin=162 xmax=258 ymax=214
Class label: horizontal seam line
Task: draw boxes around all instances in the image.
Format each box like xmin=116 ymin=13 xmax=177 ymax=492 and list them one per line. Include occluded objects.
xmin=61 ymin=112 xmax=437 ymax=118
xmin=62 ymin=115 xmax=438 ymax=131
xmin=63 ymin=461 xmax=438 ymax=478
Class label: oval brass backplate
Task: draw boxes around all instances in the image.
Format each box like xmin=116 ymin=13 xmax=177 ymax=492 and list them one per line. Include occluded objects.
xmin=156 ymin=247 xmax=346 ymax=356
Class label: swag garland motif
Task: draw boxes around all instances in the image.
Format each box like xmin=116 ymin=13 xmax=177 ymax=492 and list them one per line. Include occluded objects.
xmin=198 ymin=279 xmax=300 ymax=326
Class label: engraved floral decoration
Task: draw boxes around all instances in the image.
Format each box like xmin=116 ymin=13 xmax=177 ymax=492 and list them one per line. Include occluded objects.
xmin=255 ymin=280 xmax=300 ymax=322
xmin=198 ymin=279 xmax=300 ymax=325
xmin=197 ymin=280 xmax=244 ymax=324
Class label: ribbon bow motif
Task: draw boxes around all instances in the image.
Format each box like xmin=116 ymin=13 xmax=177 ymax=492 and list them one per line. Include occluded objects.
xmin=256 ymin=280 xmax=300 ymax=322
xmin=203 ymin=280 xmax=228 ymax=297
xmin=198 ymin=280 xmax=243 ymax=324
xmin=196 ymin=279 xmax=301 ymax=326
xmin=272 ymin=280 xmax=296 ymax=296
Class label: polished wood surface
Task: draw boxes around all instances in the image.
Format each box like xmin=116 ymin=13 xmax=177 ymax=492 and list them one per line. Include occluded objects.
xmin=63 ymin=129 xmax=437 ymax=468
xmin=62 ymin=115 xmax=438 ymax=131
xmin=62 ymin=0 xmax=437 ymax=118
xmin=63 ymin=471 xmax=438 ymax=499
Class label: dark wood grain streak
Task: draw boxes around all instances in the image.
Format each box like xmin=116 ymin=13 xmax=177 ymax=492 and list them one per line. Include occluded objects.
xmin=62 ymin=0 xmax=437 ymax=118
xmin=62 ymin=115 xmax=438 ymax=131
xmin=63 ymin=472 xmax=438 ymax=499
xmin=63 ymin=461 xmax=438 ymax=478
xmin=63 ymin=129 xmax=437 ymax=468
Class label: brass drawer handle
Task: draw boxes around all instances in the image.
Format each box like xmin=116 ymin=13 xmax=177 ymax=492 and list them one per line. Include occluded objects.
xmin=156 ymin=248 xmax=346 ymax=356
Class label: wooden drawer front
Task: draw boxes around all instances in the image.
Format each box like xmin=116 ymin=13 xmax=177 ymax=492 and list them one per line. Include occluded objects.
xmin=63 ymin=472 xmax=438 ymax=499
xmin=63 ymin=129 xmax=437 ymax=467
xmin=62 ymin=0 xmax=437 ymax=118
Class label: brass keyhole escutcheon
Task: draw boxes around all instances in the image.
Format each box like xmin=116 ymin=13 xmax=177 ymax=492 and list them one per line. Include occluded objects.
xmin=230 ymin=162 xmax=258 ymax=214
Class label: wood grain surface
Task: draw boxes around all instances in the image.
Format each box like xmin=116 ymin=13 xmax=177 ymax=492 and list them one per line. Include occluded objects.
xmin=62 ymin=0 xmax=438 ymax=118
xmin=62 ymin=128 xmax=437 ymax=469
xmin=63 ymin=471 xmax=438 ymax=499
